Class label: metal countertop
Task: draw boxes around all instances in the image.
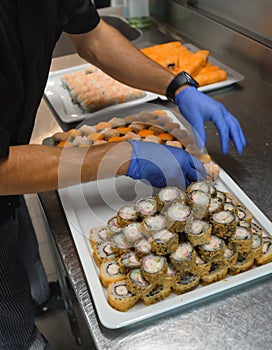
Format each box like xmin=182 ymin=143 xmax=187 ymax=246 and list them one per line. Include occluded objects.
xmin=36 ymin=7 xmax=272 ymax=350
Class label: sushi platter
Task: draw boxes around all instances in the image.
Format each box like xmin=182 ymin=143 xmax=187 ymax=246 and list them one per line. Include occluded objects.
xmin=44 ymin=43 xmax=244 ymax=124
xmin=56 ymin=104 xmax=272 ymax=329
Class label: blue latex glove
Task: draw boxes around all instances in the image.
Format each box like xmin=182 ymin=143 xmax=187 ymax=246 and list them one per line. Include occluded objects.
xmin=126 ymin=140 xmax=206 ymax=189
xmin=175 ymin=86 xmax=246 ymax=154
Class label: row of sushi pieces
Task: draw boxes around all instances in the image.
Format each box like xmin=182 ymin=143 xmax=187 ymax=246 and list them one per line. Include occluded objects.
xmin=89 ymin=181 xmax=272 ymax=312
xmin=51 ymin=109 xmax=219 ymax=181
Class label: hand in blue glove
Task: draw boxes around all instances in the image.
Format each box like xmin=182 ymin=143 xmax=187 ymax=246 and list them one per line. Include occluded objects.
xmin=126 ymin=140 xmax=206 ymax=189
xmin=175 ymin=86 xmax=246 ymax=154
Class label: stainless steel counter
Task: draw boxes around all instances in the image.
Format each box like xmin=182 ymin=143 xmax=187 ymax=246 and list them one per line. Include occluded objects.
xmin=36 ymin=5 xmax=272 ymax=350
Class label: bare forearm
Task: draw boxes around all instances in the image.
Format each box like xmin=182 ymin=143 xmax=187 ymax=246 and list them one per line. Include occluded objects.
xmin=69 ymin=20 xmax=175 ymax=95
xmin=0 ymin=143 xmax=131 ymax=195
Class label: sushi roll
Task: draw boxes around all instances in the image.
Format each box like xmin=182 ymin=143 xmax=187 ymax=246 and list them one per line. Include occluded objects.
xmin=108 ymin=280 xmax=139 ymax=312
xmin=89 ymin=226 xmax=111 ymax=249
xmin=107 ymin=216 xmax=122 ymax=235
xmin=223 ymin=202 xmax=237 ymax=214
xmin=185 ymin=219 xmax=212 ymax=246
xmin=142 ymin=284 xmax=172 ymax=306
xmin=172 ymin=272 xmax=200 ymax=295
xmin=228 ymin=252 xmax=254 ymax=275
xmin=136 ymin=197 xmax=158 ymax=218
xmin=163 ymin=262 xmax=180 ymax=288
xmin=186 ymin=181 xmax=212 ymax=196
xmin=191 ymin=254 xmax=211 ymax=276
xmin=210 ymin=210 xmax=236 ymax=238
xmin=218 ymin=247 xmax=238 ymax=268
xmin=166 ymin=203 xmax=192 ymax=233
xmin=228 ymin=226 xmax=253 ymax=256
xmin=140 ymin=254 xmax=168 ymax=284
xmin=225 ymin=192 xmax=240 ymax=206
xmin=156 ymin=186 xmax=186 ymax=211
xmin=170 ymin=242 xmax=196 ymax=273
xmin=92 ymin=241 xmax=117 ymax=267
xmin=134 ymin=238 xmax=152 ymax=258
xmin=239 ymin=220 xmax=251 ymax=231
xmin=112 ymin=233 xmax=134 ymax=255
xmin=117 ymin=205 xmax=139 ymax=227
xmin=236 ymin=206 xmax=253 ymax=222
xmin=99 ymin=259 xmax=126 ymax=287
xmin=126 ymin=268 xmax=153 ymax=297
xmin=122 ymin=222 xmax=144 ymax=243
xmin=208 ymin=196 xmax=224 ymax=215
xmin=201 ymin=264 xmax=228 ymax=285
xmin=216 ymin=190 xmax=226 ymax=204
xmin=251 ymin=233 xmax=263 ymax=260
xmin=141 ymin=214 xmax=167 ymax=238
xmin=251 ymin=222 xmax=263 ymax=237
xmin=118 ymin=251 xmax=141 ymax=274
xmin=149 ymin=229 xmax=179 ymax=255
xmin=197 ymin=235 xmax=225 ymax=263
xmin=255 ymin=236 xmax=272 ymax=266
xmin=186 ymin=189 xmax=210 ymax=220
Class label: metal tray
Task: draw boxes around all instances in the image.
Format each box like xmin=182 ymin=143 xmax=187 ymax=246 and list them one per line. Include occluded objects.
xmin=44 ymin=43 xmax=244 ymax=124
xmin=56 ymin=104 xmax=271 ymax=330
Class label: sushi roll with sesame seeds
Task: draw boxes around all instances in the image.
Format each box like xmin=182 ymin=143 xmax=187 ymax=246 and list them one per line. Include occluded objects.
xmin=185 ymin=219 xmax=212 ymax=246
xmin=210 ymin=210 xmax=236 ymax=238
xmin=112 ymin=233 xmax=133 ymax=255
xmin=122 ymin=222 xmax=144 ymax=243
xmin=218 ymin=247 xmax=238 ymax=268
xmin=166 ymin=203 xmax=192 ymax=233
xmin=197 ymin=235 xmax=225 ymax=263
xmin=118 ymin=251 xmax=141 ymax=274
xmin=191 ymin=254 xmax=211 ymax=276
xmin=126 ymin=268 xmax=153 ymax=297
xmin=89 ymin=226 xmax=111 ymax=249
xmin=255 ymin=236 xmax=272 ymax=266
xmin=141 ymin=214 xmax=167 ymax=238
xmin=142 ymin=284 xmax=172 ymax=306
xmin=172 ymin=272 xmax=200 ymax=294
xmin=163 ymin=262 xmax=180 ymax=288
xmin=134 ymin=238 xmax=152 ymax=258
xmin=92 ymin=241 xmax=117 ymax=267
xmin=149 ymin=229 xmax=179 ymax=255
xmin=228 ymin=226 xmax=253 ymax=256
xmin=140 ymin=254 xmax=168 ymax=284
xmin=108 ymin=280 xmax=139 ymax=312
xmin=117 ymin=205 xmax=139 ymax=227
xmin=228 ymin=252 xmax=254 ymax=275
xmin=251 ymin=234 xmax=263 ymax=260
xmin=201 ymin=264 xmax=228 ymax=285
xmin=156 ymin=186 xmax=186 ymax=212
xmin=236 ymin=206 xmax=253 ymax=222
xmin=208 ymin=197 xmax=224 ymax=215
xmin=170 ymin=242 xmax=196 ymax=273
xmin=251 ymin=222 xmax=263 ymax=237
xmin=186 ymin=189 xmax=210 ymax=220
xmin=136 ymin=197 xmax=158 ymax=218
xmin=99 ymin=260 xmax=126 ymax=287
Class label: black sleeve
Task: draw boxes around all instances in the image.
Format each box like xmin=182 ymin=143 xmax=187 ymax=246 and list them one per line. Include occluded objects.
xmin=0 ymin=124 xmax=9 ymax=159
xmin=63 ymin=0 xmax=100 ymax=34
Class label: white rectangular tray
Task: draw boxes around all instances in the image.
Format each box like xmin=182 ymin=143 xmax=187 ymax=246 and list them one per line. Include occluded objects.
xmin=44 ymin=43 xmax=244 ymax=124
xmin=58 ymin=169 xmax=272 ymax=329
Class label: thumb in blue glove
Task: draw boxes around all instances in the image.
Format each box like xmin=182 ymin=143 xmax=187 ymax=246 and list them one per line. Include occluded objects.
xmin=126 ymin=140 xmax=206 ymax=189
xmin=175 ymin=86 xmax=246 ymax=154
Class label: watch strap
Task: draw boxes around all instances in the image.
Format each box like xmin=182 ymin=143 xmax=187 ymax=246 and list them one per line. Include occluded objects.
xmin=166 ymin=71 xmax=199 ymax=101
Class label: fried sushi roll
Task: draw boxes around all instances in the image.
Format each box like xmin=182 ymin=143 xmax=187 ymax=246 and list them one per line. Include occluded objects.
xmin=92 ymin=241 xmax=117 ymax=267
xmin=126 ymin=268 xmax=153 ymax=297
xmin=172 ymin=273 xmax=200 ymax=294
xmin=170 ymin=242 xmax=196 ymax=273
xmin=186 ymin=189 xmax=210 ymax=220
xmin=228 ymin=252 xmax=254 ymax=275
xmin=185 ymin=219 xmax=212 ymax=246
xmin=236 ymin=206 xmax=253 ymax=222
xmin=208 ymin=196 xmax=224 ymax=215
xmin=142 ymin=284 xmax=172 ymax=306
xmin=140 ymin=254 xmax=168 ymax=284
xmin=186 ymin=181 xmax=212 ymax=195
xmin=89 ymin=226 xmax=111 ymax=249
xmin=112 ymin=233 xmax=134 ymax=255
xmin=197 ymin=235 xmax=225 ymax=263
xmin=255 ymin=236 xmax=272 ymax=266
xmin=100 ymin=260 xmax=126 ymax=287
xmin=201 ymin=264 xmax=228 ymax=285
xmin=142 ymin=214 xmax=167 ymax=238
xmin=107 ymin=216 xmax=122 ymax=235
xmin=108 ymin=280 xmax=139 ymax=312
xmin=118 ymin=251 xmax=141 ymax=274
xmin=156 ymin=186 xmax=186 ymax=211
xmin=134 ymin=238 xmax=152 ymax=258
xmin=163 ymin=262 xmax=180 ymax=288
xmin=210 ymin=210 xmax=236 ymax=238
xmin=251 ymin=222 xmax=264 ymax=237
xmin=149 ymin=229 xmax=179 ymax=255
xmin=122 ymin=222 xmax=144 ymax=243
xmin=166 ymin=203 xmax=192 ymax=233
xmin=228 ymin=226 xmax=253 ymax=256
xmin=191 ymin=254 xmax=211 ymax=276
xmin=251 ymin=233 xmax=263 ymax=260
xmin=136 ymin=197 xmax=158 ymax=218
xmin=117 ymin=205 xmax=139 ymax=227
xmin=218 ymin=247 xmax=238 ymax=268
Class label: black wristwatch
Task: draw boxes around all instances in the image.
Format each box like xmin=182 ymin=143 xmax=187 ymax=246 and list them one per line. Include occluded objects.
xmin=166 ymin=71 xmax=199 ymax=102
